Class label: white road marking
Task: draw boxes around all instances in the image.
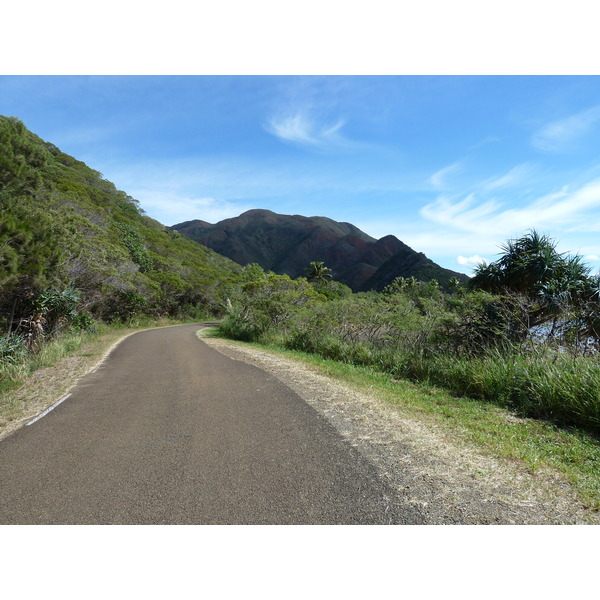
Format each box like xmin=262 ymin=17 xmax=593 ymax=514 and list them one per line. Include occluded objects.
xmin=26 ymin=394 xmax=72 ymax=426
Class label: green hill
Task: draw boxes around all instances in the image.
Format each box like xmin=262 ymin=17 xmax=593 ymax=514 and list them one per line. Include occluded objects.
xmin=0 ymin=115 xmax=242 ymax=329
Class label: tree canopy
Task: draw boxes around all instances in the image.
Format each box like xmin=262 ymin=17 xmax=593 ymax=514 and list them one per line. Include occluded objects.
xmin=305 ymin=261 xmax=333 ymax=284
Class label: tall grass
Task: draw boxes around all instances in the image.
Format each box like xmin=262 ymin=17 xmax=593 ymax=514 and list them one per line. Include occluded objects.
xmin=271 ymin=328 xmax=600 ymax=435
xmin=0 ymin=330 xmax=88 ymax=392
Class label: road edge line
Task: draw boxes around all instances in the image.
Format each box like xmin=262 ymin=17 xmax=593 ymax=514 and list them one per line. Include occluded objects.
xmin=26 ymin=394 xmax=72 ymax=426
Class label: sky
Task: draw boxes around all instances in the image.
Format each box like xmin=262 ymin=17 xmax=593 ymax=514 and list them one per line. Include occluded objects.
xmin=2 ymin=74 xmax=600 ymax=276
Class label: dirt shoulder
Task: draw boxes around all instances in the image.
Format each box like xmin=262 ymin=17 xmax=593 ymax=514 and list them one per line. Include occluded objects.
xmin=202 ymin=334 xmax=598 ymax=525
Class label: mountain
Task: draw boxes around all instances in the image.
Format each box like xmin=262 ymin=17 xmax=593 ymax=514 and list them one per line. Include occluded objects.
xmin=172 ymin=209 xmax=467 ymax=291
xmin=0 ymin=115 xmax=242 ymax=326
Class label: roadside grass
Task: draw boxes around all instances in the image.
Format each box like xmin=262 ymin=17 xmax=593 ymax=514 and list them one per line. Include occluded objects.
xmin=204 ymin=327 xmax=600 ymax=512
xmin=0 ymin=317 xmax=199 ymax=440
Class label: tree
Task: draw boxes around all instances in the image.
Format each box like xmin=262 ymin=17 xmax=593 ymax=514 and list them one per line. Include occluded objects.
xmin=447 ymin=276 xmax=464 ymax=294
xmin=382 ymin=276 xmax=407 ymax=295
xmin=469 ymin=262 xmax=504 ymax=293
xmin=305 ymin=261 xmax=333 ymax=284
xmin=469 ymin=230 xmax=596 ymax=339
xmin=469 ymin=230 xmax=586 ymax=299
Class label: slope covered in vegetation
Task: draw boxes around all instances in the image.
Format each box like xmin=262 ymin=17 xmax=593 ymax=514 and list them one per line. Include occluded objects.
xmin=0 ymin=115 xmax=242 ymax=338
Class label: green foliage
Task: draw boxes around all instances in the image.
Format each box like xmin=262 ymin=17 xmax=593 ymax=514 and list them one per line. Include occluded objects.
xmin=432 ymin=291 xmax=530 ymax=356
xmin=239 ymin=262 xmax=267 ymax=282
xmin=105 ymin=290 xmax=149 ymax=322
xmin=33 ymin=286 xmax=81 ymax=335
xmin=469 ymin=230 xmax=598 ymax=340
xmin=447 ymin=276 xmax=464 ymax=294
xmin=311 ymin=279 xmax=352 ymax=300
xmin=221 ymin=272 xmax=324 ymax=342
xmin=0 ymin=192 xmax=67 ymax=298
xmin=0 ymin=115 xmax=243 ymax=334
xmin=0 ymin=333 xmax=26 ymax=364
xmin=305 ymin=261 xmax=332 ymax=284
xmin=113 ymin=221 xmax=155 ymax=272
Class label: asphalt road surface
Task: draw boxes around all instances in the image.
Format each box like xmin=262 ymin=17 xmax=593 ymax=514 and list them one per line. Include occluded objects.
xmin=0 ymin=324 xmax=424 ymax=524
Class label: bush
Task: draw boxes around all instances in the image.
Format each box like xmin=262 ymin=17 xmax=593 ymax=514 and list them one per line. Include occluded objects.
xmin=0 ymin=333 xmax=26 ymax=364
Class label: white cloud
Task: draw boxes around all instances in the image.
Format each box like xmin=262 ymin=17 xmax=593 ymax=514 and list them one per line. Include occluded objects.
xmin=266 ymin=111 xmax=344 ymax=145
xmin=457 ymin=254 xmax=488 ymax=266
xmin=421 ymin=192 xmax=503 ymax=232
xmin=467 ymin=136 xmax=500 ymax=151
xmin=531 ymin=105 xmax=600 ymax=152
xmin=429 ymin=161 xmax=534 ymax=195
xmin=48 ymin=124 xmax=121 ymax=153
xmin=585 ymin=254 xmax=599 ymax=261
xmin=101 ymin=155 xmax=323 ymax=206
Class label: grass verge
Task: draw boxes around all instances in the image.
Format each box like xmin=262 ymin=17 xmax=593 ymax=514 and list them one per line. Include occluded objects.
xmin=205 ymin=327 xmax=600 ymax=513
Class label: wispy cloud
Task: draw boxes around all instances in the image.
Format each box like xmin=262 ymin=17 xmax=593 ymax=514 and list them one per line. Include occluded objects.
xmin=421 ymin=193 xmax=503 ymax=231
xmin=531 ymin=105 xmax=600 ymax=152
xmin=429 ymin=161 xmax=463 ymax=189
xmin=47 ymin=124 xmax=122 ymax=150
xmin=430 ymin=160 xmax=534 ymax=194
xmin=420 ymin=177 xmax=600 ymax=236
xmin=467 ymin=136 xmax=500 ymax=152
xmin=384 ymin=229 xmax=506 ymax=275
xmin=482 ymin=163 xmax=536 ymax=190
xmin=265 ymin=107 xmax=358 ymax=152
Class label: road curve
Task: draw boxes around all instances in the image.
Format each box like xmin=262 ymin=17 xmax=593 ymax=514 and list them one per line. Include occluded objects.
xmin=0 ymin=324 xmax=423 ymax=524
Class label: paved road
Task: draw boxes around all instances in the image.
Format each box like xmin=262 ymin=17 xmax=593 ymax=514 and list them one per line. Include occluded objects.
xmin=0 ymin=324 xmax=423 ymax=524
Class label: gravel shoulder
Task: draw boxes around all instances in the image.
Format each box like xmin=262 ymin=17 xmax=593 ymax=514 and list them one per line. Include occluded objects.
xmin=202 ymin=334 xmax=598 ymax=525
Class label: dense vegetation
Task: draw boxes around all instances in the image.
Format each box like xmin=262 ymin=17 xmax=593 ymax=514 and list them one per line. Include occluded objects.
xmin=220 ymin=233 xmax=600 ymax=436
xmin=0 ymin=115 xmax=242 ymax=368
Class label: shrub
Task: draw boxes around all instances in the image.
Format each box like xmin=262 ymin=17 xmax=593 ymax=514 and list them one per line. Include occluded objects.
xmin=0 ymin=333 xmax=26 ymax=364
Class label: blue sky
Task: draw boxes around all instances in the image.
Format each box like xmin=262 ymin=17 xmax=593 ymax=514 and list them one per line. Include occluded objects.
xmin=2 ymin=75 xmax=600 ymax=276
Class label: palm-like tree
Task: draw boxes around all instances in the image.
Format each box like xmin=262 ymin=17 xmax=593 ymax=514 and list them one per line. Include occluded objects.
xmin=469 ymin=262 xmax=505 ymax=292
xmin=447 ymin=276 xmax=463 ymax=293
xmin=470 ymin=230 xmax=596 ymax=338
xmin=405 ymin=276 xmax=419 ymax=288
xmin=382 ymin=277 xmax=407 ymax=295
xmin=470 ymin=230 xmax=587 ymax=297
xmin=305 ymin=261 xmax=333 ymax=284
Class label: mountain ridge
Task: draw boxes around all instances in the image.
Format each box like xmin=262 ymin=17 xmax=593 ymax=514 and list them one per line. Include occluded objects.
xmin=172 ymin=209 xmax=467 ymax=291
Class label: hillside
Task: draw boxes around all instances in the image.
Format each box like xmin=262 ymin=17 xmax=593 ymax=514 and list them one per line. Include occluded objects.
xmin=0 ymin=116 xmax=242 ymax=327
xmin=172 ymin=209 xmax=467 ymax=291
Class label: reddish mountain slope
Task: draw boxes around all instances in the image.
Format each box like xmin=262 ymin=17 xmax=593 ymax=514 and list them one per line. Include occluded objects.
xmin=172 ymin=209 xmax=467 ymax=291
